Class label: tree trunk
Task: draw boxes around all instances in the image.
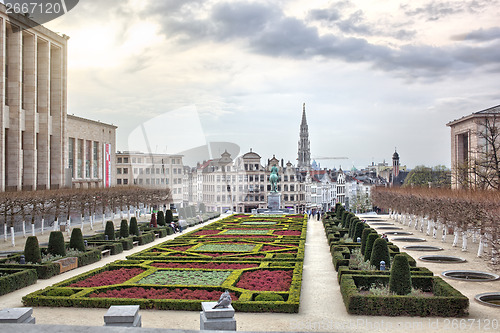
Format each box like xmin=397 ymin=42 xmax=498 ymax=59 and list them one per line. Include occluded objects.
xmin=90 ymin=214 xmax=94 ymax=230
xmin=452 ymin=228 xmax=459 ymax=247
xmin=4 ymin=223 xmax=7 ymax=242
xmin=461 ymin=231 xmax=468 ymax=251
xmin=81 ymin=214 xmax=84 ymax=230
xmin=53 ymin=218 xmax=58 ymax=231
xmin=477 ymin=235 xmax=484 ymax=257
xmin=22 ymin=220 xmax=26 ymax=238
xmin=41 ymin=218 xmax=44 ymax=234
xmin=31 ymin=223 xmax=35 ymax=237
xmin=441 ymin=227 xmax=447 ymax=242
xmin=10 ymin=226 xmax=15 ymax=247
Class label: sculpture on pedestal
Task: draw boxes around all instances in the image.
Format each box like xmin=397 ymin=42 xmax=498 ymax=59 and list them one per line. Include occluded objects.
xmin=269 ymin=165 xmax=280 ymax=193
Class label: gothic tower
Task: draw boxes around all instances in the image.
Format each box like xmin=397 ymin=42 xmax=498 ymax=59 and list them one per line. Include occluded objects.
xmin=392 ymin=148 xmax=400 ymax=179
xmin=297 ymin=103 xmax=311 ymax=170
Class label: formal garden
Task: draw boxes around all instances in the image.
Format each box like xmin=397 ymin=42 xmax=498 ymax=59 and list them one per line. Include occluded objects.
xmin=21 ymin=214 xmax=307 ymax=313
xmin=324 ymin=203 xmax=470 ymax=317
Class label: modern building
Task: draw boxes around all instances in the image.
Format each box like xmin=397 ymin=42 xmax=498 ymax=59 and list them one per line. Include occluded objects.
xmin=115 ymin=151 xmax=184 ymax=204
xmin=446 ymin=105 xmax=500 ymax=189
xmin=66 ymin=115 xmax=116 ymax=188
xmin=0 ymin=6 xmax=69 ymax=191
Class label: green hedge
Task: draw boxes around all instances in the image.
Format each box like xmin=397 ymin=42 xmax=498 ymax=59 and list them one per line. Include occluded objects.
xmin=75 ymin=248 xmax=102 ymax=267
xmin=337 ymin=266 xmax=433 ymax=283
xmin=0 ymin=268 xmax=38 ymax=296
xmin=134 ymin=231 xmax=155 ymax=245
xmin=0 ymin=262 xmax=60 ymax=279
xmin=340 ymin=274 xmax=469 ymax=317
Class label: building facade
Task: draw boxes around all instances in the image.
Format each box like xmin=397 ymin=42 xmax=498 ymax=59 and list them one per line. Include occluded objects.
xmin=115 ymin=152 xmax=184 ymax=204
xmin=0 ymin=6 xmax=68 ymax=191
xmin=66 ymin=115 xmax=116 ymax=188
xmin=447 ymin=105 xmax=500 ymax=189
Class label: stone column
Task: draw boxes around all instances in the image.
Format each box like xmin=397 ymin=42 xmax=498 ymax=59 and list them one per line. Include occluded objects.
xmin=36 ymin=38 xmax=49 ymax=190
xmin=22 ymin=31 xmax=36 ymax=190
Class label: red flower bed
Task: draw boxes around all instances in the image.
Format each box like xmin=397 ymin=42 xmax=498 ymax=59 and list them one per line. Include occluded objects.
xmin=89 ymin=287 xmax=239 ymax=300
xmin=192 ymin=230 xmax=220 ymax=236
xmin=151 ymin=262 xmax=259 ymax=269
xmin=69 ymin=268 xmax=144 ymax=288
xmin=236 ymin=270 xmax=292 ymax=291
xmin=274 ymin=230 xmax=301 ymax=236
xmin=206 ymin=235 xmax=275 ymax=239
xmin=261 ymin=245 xmax=287 ymax=251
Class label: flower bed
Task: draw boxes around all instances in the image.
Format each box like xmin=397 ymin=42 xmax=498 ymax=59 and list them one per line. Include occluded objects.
xmin=138 ymin=270 xmax=232 ymax=286
xmin=23 ymin=214 xmax=307 ymax=313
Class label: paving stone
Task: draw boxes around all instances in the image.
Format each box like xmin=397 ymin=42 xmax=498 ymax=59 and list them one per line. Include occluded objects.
xmin=0 ymin=308 xmax=33 ymax=323
xmin=103 ymin=305 xmax=139 ymax=324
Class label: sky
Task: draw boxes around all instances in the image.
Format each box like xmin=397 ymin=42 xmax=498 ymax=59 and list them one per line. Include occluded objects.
xmin=41 ymin=0 xmax=500 ymax=169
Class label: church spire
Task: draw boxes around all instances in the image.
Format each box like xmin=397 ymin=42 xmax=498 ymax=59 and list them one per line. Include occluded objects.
xmin=298 ymin=103 xmax=311 ymax=170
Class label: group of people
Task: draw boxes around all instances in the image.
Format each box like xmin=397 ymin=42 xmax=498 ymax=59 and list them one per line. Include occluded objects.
xmin=303 ymin=209 xmax=324 ymax=220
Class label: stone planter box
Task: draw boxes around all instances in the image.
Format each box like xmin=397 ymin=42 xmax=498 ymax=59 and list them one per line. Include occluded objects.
xmin=54 ymin=257 xmax=78 ymax=274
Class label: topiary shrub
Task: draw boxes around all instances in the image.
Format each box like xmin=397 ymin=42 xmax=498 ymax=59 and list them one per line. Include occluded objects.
xmin=69 ymin=228 xmax=85 ymax=252
xmin=360 ymin=228 xmax=373 ymax=255
xmin=369 ymin=238 xmax=391 ymax=270
xmin=165 ymin=210 xmax=173 ymax=224
xmin=120 ymin=219 xmax=129 ymax=238
xmin=157 ymin=211 xmax=166 ymax=226
xmin=363 ymin=233 xmax=379 ymax=262
xmin=48 ymin=231 xmax=66 ymax=257
xmin=105 ymin=221 xmax=115 ymax=240
xmin=199 ymin=203 xmax=206 ymax=213
xmin=353 ymin=221 xmax=365 ymax=241
xmin=389 ymin=254 xmax=412 ymax=295
xmin=24 ymin=236 xmax=41 ymax=264
xmin=150 ymin=213 xmax=157 ymax=227
xmin=341 ymin=211 xmax=349 ymax=227
xmin=255 ymin=293 xmax=284 ymax=302
xmin=129 ymin=217 xmax=139 ymax=236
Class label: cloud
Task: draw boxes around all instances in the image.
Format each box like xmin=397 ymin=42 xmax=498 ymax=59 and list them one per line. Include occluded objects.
xmin=451 ymin=27 xmax=500 ymax=42
xmin=401 ymin=0 xmax=496 ymax=21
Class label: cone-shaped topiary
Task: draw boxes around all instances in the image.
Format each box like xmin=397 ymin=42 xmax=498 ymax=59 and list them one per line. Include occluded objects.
xmin=120 ymin=219 xmax=129 ymax=238
xmin=48 ymin=231 xmax=66 ymax=257
xmin=165 ymin=210 xmax=173 ymax=223
xmin=360 ymin=228 xmax=373 ymax=255
xmin=24 ymin=236 xmax=41 ymax=264
xmin=157 ymin=211 xmax=166 ymax=226
xmin=389 ymin=254 xmax=412 ymax=295
xmin=129 ymin=217 xmax=139 ymax=236
xmin=199 ymin=203 xmax=206 ymax=213
xmin=364 ymin=233 xmax=379 ymax=262
xmin=348 ymin=217 xmax=359 ymax=238
xmin=341 ymin=211 xmax=349 ymax=227
xmin=105 ymin=221 xmax=115 ymax=240
xmin=353 ymin=222 xmax=366 ymax=243
xmin=69 ymin=228 xmax=85 ymax=252
xmin=370 ymin=238 xmax=391 ymax=270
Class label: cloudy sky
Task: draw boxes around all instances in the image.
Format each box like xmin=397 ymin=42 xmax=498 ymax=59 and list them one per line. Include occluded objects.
xmin=45 ymin=0 xmax=500 ymax=169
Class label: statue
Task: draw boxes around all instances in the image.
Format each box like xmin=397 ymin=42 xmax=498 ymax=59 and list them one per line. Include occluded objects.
xmin=269 ymin=164 xmax=280 ymax=193
xmin=212 ymin=290 xmax=232 ymax=309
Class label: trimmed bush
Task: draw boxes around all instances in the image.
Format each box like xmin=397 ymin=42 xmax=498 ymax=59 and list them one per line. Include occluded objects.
xmin=352 ymin=222 xmax=365 ymax=242
xmin=105 ymin=221 xmax=115 ymax=240
xmin=157 ymin=211 xmax=166 ymax=226
xmin=24 ymin=236 xmax=41 ymax=264
xmin=165 ymin=210 xmax=173 ymax=224
xmin=360 ymin=228 xmax=372 ymax=255
xmin=48 ymin=231 xmax=66 ymax=257
xmin=369 ymin=238 xmax=390 ymax=270
xmin=129 ymin=217 xmax=139 ymax=236
xmin=0 ymin=268 xmax=38 ymax=296
xmin=340 ymin=211 xmax=349 ymax=227
xmin=389 ymin=254 xmax=412 ymax=295
xmin=255 ymin=293 xmax=284 ymax=301
xmin=120 ymin=220 xmax=129 ymax=238
xmin=363 ymin=233 xmax=379 ymax=262
xmin=69 ymin=228 xmax=85 ymax=252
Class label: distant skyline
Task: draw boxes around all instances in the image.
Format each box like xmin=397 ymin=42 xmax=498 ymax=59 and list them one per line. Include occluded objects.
xmin=44 ymin=0 xmax=500 ymax=169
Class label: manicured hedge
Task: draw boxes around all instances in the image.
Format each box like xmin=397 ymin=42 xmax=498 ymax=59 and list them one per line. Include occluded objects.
xmin=340 ymin=274 xmax=469 ymax=317
xmin=23 ymin=214 xmax=306 ymax=313
xmin=0 ymin=262 xmax=60 ymax=279
xmin=337 ymin=266 xmax=433 ymax=283
xmin=0 ymin=268 xmax=38 ymax=296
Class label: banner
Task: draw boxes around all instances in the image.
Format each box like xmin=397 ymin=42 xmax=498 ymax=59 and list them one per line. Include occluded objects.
xmin=104 ymin=143 xmax=111 ymax=187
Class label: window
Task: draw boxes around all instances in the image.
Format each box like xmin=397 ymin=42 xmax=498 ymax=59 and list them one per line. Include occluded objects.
xmin=146 ymin=179 xmax=150 ymax=185
xmin=284 ymin=175 xmax=288 ymax=181
xmin=156 ymin=168 xmax=160 ymax=174
xmin=290 ymin=185 xmax=295 ymax=191
xmin=134 ymin=168 xmax=138 ymax=174
xmin=139 ymin=168 xmax=144 ymax=174
xmin=77 ymin=139 xmax=83 ymax=178
xmin=123 ymin=168 xmax=128 ymax=174
xmin=166 ymin=178 xmax=169 ymax=184
xmin=117 ymin=168 xmax=122 ymax=174
xmin=138 ymin=158 xmax=142 ymax=163
xmin=290 ymin=175 xmax=294 ymax=181
xmin=132 ymin=158 xmax=136 ymax=163
xmin=146 ymin=168 xmax=150 ymax=174
xmin=118 ymin=157 xmax=122 ymax=163
xmin=260 ymin=175 xmax=264 ymax=182
xmin=124 ymin=157 xmax=129 ymax=163
xmin=117 ymin=179 xmax=122 ymax=185
xmin=93 ymin=142 xmax=99 ymax=178
xmin=174 ymin=168 xmax=177 ymax=174
xmin=139 ymin=179 xmax=143 ymax=184
xmin=123 ymin=179 xmax=128 ymax=185
xmin=68 ymin=138 xmax=74 ymax=178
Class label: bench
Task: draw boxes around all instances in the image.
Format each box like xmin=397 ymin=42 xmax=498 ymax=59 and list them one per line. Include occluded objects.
xmin=101 ymin=249 xmax=111 ymax=257
xmin=132 ymin=241 xmax=139 ymax=247
xmin=154 ymin=232 xmax=159 ymax=239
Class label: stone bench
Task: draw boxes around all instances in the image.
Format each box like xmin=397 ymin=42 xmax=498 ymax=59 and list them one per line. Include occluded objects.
xmin=104 ymin=305 xmax=141 ymax=327
xmin=54 ymin=257 xmax=78 ymax=274
xmin=200 ymin=302 xmax=236 ymax=331
xmin=101 ymin=249 xmax=111 ymax=258
xmin=0 ymin=308 xmax=35 ymax=324
xmin=132 ymin=241 xmax=139 ymax=247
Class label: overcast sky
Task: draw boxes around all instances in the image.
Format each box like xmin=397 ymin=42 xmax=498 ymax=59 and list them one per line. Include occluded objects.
xmin=45 ymin=0 xmax=500 ymax=169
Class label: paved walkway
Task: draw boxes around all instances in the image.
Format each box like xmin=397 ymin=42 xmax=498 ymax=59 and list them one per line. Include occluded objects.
xmin=0 ymin=215 xmax=499 ymax=332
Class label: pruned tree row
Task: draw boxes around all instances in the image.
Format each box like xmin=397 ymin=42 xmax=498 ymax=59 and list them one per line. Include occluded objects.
xmin=371 ymin=187 xmax=499 ymax=269
xmin=0 ymin=187 xmax=172 ymax=246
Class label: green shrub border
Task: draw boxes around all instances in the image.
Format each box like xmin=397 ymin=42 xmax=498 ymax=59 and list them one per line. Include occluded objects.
xmin=340 ymin=274 xmax=469 ymax=317
xmin=0 ymin=268 xmax=38 ymax=296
